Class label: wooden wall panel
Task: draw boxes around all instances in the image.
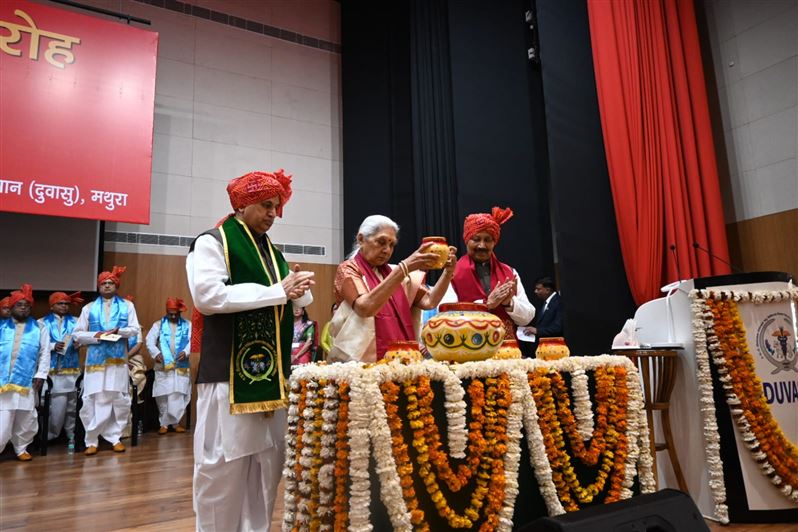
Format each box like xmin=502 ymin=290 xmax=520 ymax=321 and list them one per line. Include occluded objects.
xmin=102 ymin=251 xmax=338 ymax=360
xmin=726 ymin=209 xmax=798 ymax=278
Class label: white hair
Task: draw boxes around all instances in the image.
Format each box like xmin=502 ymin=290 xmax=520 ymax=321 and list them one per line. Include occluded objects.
xmin=347 ymin=214 xmax=400 ymax=259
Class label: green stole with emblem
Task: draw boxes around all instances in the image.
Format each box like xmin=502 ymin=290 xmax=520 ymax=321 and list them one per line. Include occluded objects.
xmin=219 ymin=216 xmax=292 ymax=414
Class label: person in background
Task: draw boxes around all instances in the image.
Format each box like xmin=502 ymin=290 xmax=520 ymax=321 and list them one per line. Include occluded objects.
xmin=146 ymin=297 xmax=191 ymax=434
xmin=0 ymin=285 xmax=49 ymax=461
xmin=40 ymin=291 xmax=83 ymax=442
xmin=318 ymin=304 xmax=337 ymax=360
xmin=528 ymin=276 xmax=564 ymax=352
xmin=72 ymin=267 xmax=141 ymax=455
xmin=290 ymin=306 xmax=316 ymax=366
xmin=0 ymin=297 xmax=11 ymax=321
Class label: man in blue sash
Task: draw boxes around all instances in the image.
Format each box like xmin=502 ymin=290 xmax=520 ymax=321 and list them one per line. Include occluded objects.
xmin=73 ymin=266 xmax=141 ymax=455
xmin=39 ymin=291 xmax=83 ymax=442
xmin=0 ymin=285 xmax=49 ymax=461
xmin=145 ymin=297 xmax=192 ymax=434
xmin=187 ymin=169 xmax=314 ymax=531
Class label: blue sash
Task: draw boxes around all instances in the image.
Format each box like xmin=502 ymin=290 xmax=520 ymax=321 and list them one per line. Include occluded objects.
xmin=159 ymin=317 xmax=190 ymax=372
xmin=0 ymin=318 xmax=41 ymax=394
xmin=42 ymin=313 xmax=80 ymax=375
xmin=86 ymin=296 xmax=129 ymax=371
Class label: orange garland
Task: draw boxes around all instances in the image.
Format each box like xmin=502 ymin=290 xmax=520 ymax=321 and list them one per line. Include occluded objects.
xmin=706 ymin=299 xmax=798 ymax=491
xmin=292 ymin=379 xmax=309 ymax=532
xmin=529 ymin=367 xmax=630 ymax=510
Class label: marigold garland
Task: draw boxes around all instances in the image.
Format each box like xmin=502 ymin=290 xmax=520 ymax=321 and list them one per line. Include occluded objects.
xmin=706 ymin=297 xmax=798 ymax=500
xmin=283 ymin=356 xmax=653 ymax=531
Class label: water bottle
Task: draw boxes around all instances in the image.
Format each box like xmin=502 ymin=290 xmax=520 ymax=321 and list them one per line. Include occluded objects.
xmin=67 ymin=436 xmax=75 ymax=454
xmin=137 ymin=419 xmax=144 ymax=436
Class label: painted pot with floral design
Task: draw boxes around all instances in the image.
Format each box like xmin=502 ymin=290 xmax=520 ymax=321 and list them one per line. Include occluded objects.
xmin=422 ymin=303 xmax=505 ymax=362
xmin=536 ymin=337 xmax=570 ymax=361
xmin=382 ymin=340 xmax=424 ymax=364
xmin=421 ymin=236 xmax=449 ymax=270
xmin=493 ymin=338 xmax=523 ymax=360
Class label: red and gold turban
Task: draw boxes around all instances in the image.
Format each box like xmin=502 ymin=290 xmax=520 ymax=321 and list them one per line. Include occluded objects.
xmin=0 ymin=296 xmax=10 ymax=309
xmin=49 ymin=291 xmax=84 ymax=307
xmin=462 ymin=207 xmax=514 ymax=244
xmin=98 ymin=265 xmax=126 ymax=287
xmin=9 ymin=284 xmax=34 ymax=307
xmin=226 ymin=169 xmax=292 ymax=216
xmin=166 ymin=297 xmax=187 ymax=312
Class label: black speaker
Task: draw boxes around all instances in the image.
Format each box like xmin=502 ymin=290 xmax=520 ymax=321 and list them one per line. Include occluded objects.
xmin=518 ymin=489 xmax=709 ymax=532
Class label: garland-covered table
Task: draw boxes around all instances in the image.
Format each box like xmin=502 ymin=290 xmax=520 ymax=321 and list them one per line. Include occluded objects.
xmin=282 ymin=356 xmax=655 ymax=531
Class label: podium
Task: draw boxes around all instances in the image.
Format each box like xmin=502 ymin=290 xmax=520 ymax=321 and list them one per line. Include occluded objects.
xmin=633 ymin=272 xmax=797 ymax=523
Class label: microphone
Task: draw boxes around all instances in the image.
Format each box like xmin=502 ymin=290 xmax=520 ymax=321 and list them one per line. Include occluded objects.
xmin=692 ymin=242 xmax=744 ymax=273
xmin=668 ymin=244 xmax=682 ymax=282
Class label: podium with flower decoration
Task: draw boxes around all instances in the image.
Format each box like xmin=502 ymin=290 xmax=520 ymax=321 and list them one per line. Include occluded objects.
xmin=635 ymin=271 xmax=798 ymax=524
xmin=281 ymin=356 xmax=656 ymax=531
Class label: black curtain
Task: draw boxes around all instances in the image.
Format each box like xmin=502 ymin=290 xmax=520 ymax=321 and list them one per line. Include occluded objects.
xmin=410 ymin=0 xmax=461 ymax=249
xmin=342 ymin=0 xmax=554 ymax=290
xmin=536 ymin=0 xmax=636 ymax=354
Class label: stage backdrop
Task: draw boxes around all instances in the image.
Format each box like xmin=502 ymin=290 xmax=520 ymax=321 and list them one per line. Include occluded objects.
xmin=0 ymin=0 xmax=157 ymax=224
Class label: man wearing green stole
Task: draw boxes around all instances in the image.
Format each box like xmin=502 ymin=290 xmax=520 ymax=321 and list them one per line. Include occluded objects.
xmin=188 ymin=169 xmax=314 ymax=532
xmin=0 ymin=285 xmax=49 ymax=461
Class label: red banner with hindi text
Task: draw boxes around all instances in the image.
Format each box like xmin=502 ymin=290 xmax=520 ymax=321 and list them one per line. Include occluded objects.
xmin=0 ymin=0 xmax=157 ymax=224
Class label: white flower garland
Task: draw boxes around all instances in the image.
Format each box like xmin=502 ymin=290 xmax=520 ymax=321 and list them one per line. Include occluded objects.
xmin=570 ymin=369 xmax=594 ymax=441
xmin=283 ymin=355 xmax=653 ymax=529
xmin=689 ymin=292 xmax=730 ymax=523
xmin=282 ymin=381 xmax=302 ymax=531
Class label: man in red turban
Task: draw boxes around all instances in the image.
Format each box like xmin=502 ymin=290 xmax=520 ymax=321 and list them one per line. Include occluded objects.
xmin=146 ymin=297 xmax=192 ymax=435
xmin=1 ymin=284 xmax=49 ymax=461
xmin=187 ymin=169 xmax=314 ymax=531
xmin=72 ymin=265 xmax=141 ymax=455
xmin=449 ymin=207 xmax=536 ymax=350
xmin=40 ymin=291 xmax=84 ymax=443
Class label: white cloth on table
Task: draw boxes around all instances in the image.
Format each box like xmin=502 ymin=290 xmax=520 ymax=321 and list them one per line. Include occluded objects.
xmin=193 ymin=382 xmax=286 ymax=532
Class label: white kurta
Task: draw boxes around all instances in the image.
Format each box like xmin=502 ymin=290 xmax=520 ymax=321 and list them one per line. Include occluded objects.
xmin=73 ymin=298 xmax=140 ymax=447
xmin=187 ymin=231 xmax=312 ymax=532
xmin=0 ymin=320 xmax=50 ymax=455
xmin=146 ymin=319 xmax=192 ymax=427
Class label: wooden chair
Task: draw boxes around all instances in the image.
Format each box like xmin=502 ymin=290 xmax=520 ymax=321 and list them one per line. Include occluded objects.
xmin=622 ymin=349 xmax=688 ymax=493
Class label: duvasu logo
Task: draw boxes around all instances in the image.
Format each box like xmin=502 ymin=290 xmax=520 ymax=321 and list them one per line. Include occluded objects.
xmin=755 ymin=313 xmax=798 ymax=374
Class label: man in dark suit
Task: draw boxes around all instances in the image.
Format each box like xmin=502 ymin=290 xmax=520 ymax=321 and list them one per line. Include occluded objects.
xmin=528 ymin=277 xmax=564 ymax=352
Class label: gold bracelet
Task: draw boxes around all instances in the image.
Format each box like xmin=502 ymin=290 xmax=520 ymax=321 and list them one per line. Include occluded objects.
xmin=399 ymin=261 xmax=409 ymax=278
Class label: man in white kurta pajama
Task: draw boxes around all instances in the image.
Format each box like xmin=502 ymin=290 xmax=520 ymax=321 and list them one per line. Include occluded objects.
xmin=187 ymin=169 xmax=314 ymax=532
xmin=146 ymin=297 xmax=192 ymax=434
xmin=73 ymin=266 xmax=140 ymax=455
xmin=0 ymin=285 xmax=49 ymax=461
xmin=39 ymin=291 xmax=83 ymax=441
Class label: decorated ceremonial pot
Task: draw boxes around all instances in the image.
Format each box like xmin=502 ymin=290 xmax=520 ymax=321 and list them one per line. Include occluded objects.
xmin=493 ymin=338 xmax=523 ymax=360
xmin=536 ymin=337 xmax=570 ymax=361
xmin=382 ymin=340 xmax=424 ymax=364
xmin=422 ymin=303 xmax=505 ymax=362
xmin=421 ymin=236 xmax=449 ymax=270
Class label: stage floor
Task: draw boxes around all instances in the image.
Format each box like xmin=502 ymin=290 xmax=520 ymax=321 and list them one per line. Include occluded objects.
xmin=0 ymin=432 xmax=791 ymax=531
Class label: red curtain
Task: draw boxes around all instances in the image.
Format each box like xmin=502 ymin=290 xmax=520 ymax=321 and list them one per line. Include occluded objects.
xmin=587 ymin=0 xmax=731 ymax=305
